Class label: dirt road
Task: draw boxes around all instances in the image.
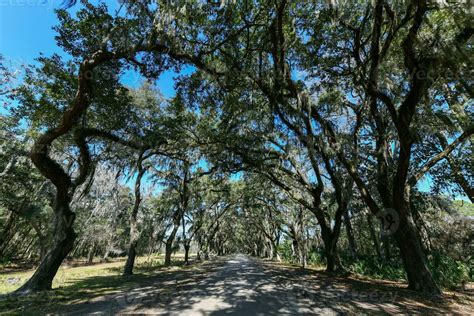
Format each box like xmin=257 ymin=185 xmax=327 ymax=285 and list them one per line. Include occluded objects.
xmin=128 ymin=254 xmax=329 ymax=315
xmin=51 ymin=254 xmax=470 ymax=315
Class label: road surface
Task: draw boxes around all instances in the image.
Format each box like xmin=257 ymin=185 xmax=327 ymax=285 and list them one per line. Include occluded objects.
xmin=59 ymin=254 xmax=465 ymax=315
xmin=123 ymin=254 xmax=330 ymax=315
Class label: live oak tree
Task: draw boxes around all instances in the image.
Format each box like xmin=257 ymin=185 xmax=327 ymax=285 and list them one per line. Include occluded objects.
xmin=2 ymin=0 xmax=472 ymax=296
xmin=174 ymin=0 xmax=471 ymax=292
xmin=304 ymin=1 xmax=473 ymax=293
xmin=6 ymin=1 xmax=220 ymax=293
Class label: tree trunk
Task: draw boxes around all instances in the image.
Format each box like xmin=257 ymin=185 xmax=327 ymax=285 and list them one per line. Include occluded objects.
xmin=39 ymin=243 xmax=47 ymax=261
xmin=291 ymin=237 xmax=298 ymax=259
xmin=268 ymin=241 xmax=274 ymax=260
xmin=310 ymin=205 xmax=344 ymax=273
xmin=123 ymin=152 xmax=146 ymax=276
xmin=218 ymin=242 xmax=224 ymax=256
xmin=274 ymin=235 xmax=281 ymax=261
xmin=164 ymin=238 xmax=173 ymax=266
xmin=165 ymin=162 xmax=189 ymax=266
xmin=298 ymin=239 xmax=307 ymax=268
xmin=103 ymin=248 xmax=110 ymax=262
xmin=391 ymin=115 xmax=441 ymax=294
xmin=123 ymin=239 xmax=138 ymax=275
xmin=382 ymin=235 xmax=391 ymax=261
xmin=343 ymin=210 xmax=358 ymax=260
xmin=271 ymin=240 xmax=279 ymax=260
xmin=14 ymin=198 xmax=76 ymax=294
xmin=320 ymin=227 xmax=340 ymax=273
xmin=87 ymin=243 xmax=96 ymax=265
xmin=165 ymin=225 xmax=179 ymax=266
xmin=16 ymin=53 xmax=101 ymax=295
xmin=181 ymin=211 xmax=191 ymax=265
xmin=103 ymin=234 xmax=117 ymax=262
xmin=367 ymin=214 xmax=382 ymax=261
xmin=393 ymin=209 xmax=440 ymax=294
xmin=184 ymin=243 xmax=191 ymax=265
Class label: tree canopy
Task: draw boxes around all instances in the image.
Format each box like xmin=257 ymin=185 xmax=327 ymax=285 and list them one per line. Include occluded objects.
xmin=0 ymin=0 xmax=472 ymax=297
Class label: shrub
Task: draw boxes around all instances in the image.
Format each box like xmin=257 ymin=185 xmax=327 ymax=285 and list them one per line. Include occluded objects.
xmin=307 ymin=248 xmax=325 ymax=266
xmin=348 ymin=256 xmax=405 ymax=281
xmin=430 ymin=251 xmax=470 ymax=290
xmin=277 ymin=240 xmax=296 ymax=263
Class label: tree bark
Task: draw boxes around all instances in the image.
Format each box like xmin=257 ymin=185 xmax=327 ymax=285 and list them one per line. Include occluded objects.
xmin=14 ymin=195 xmax=76 ymax=294
xmin=103 ymin=247 xmax=111 ymax=262
xmin=393 ymin=213 xmax=439 ymax=293
xmin=123 ymin=151 xmax=146 ymax=276
xmin=367 ymin=214 xmax=382 ymax=261
xmin=343 ymin=210 xmax=358 ymax=260
xmin=382 ymin=235 xmax=391 ymax=261
xmin=165 ymin=161 xmax=190 ymax=266
xmin=392 ymin=168 xmax=440 ymax=294
xmin=266 ymin=241 xmax=274 ymax=260
xmin=87 ymin=243 xmax=96 ymax=265
xmin=182 ymin=211 xmax=191 ymax=265
xmin=165 ymin=224 xmax=179 ymax=266
xmin=320 ymin=226 xmax=340 ymax=273
xmin=184 ymin=243 xmax=191 ymax=265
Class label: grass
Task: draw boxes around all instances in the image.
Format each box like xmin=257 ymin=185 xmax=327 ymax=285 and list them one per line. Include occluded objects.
xmin=0 ymin=254 xmax=191 ymax=315
xmin=453 ymin=200 xmax=474 ymax=217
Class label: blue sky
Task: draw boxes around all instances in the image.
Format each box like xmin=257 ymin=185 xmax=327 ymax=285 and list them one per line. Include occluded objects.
xmin=0 ymin=0 xmax=181 ymax=97
xmin=0 ymin=1 xmax=61 ymax=63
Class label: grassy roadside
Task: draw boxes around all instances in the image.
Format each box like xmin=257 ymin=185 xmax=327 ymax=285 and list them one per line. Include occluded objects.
xmin=0 ymin=254 xmax=191 ymax=315
xmin=259 ymin=258 xmax=474 ymax=314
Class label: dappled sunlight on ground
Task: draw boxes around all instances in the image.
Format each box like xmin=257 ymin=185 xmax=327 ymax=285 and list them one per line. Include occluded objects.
xmin=1 ymin=254 xmax=473 ymax=315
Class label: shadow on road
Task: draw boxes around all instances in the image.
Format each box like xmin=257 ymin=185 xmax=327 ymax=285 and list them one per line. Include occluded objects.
xmin=5 ymin=254 xmax=472 ymax=315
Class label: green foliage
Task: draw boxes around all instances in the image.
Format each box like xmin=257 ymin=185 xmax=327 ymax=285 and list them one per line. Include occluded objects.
xmin=307 ymin=249 xmax=325 ymax=267
xmin=0 ymin=256 xmax=12 ymax=266
xmin=348 ymin=257 xmax=406 ymax=281
xmin=453 ymin=200 xmax=474 ymax=217
xmin=347 ymin=253 xmax=472 ymax=290
xmin=277 ymin=240 xmax=295 ymax=263
xmin=430 ymin=251 xmax=471 ymax=290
